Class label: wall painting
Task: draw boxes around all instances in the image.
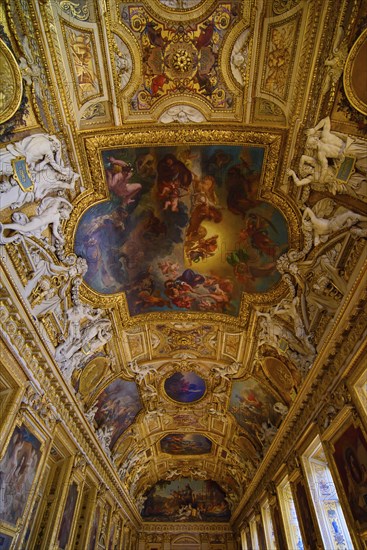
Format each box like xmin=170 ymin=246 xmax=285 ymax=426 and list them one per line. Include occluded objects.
xmin=229 ymin=377 xmax=283 ymax=448
xmin=94 ymin=379 xmax=142 ymax=448
xmin=0 ymin=424 xmax=42 ymax=525
xmin=141 ymin=478 xmax=230 ymax=522
xmin=160 ymin=433 xmax=212 ymax=455
xmin=164 ymin=371 xmax=206 ymax=403
xmin=0 ymin=534 xmax=13 ymax=550
xmin=332 ymin=422 xmax=367 ymax=530
xmin=58 ymin=481 xmax=78 ymax=549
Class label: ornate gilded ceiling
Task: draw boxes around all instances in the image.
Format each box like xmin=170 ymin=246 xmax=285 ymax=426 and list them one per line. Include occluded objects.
xmin=1 ymin=0 xmax=366 ymax=529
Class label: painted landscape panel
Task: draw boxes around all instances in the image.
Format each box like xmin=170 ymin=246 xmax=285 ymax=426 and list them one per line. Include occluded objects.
xmin=75 ymin=145 xmax=289 ymax=317
xmin=141 ymin=478 xmax=230 ymax=522
xmin=160 ymin=433 xmax=212 ymax=455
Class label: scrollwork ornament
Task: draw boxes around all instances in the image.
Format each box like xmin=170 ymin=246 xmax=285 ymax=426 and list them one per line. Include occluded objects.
xmin=317 ymin=402 xmax=334 ymax=432
xmin=59 ymin=0 xmax=90 ymax=21
xmin=272 ymin=0 xmax=302 ymax=15
xmin=333 ymin=382 xmax=352 ymax=405
xmin=0 ymin=38 xmax=23 ymax=124
xmin=286 ymin=452 xmax=300 ymax=475
xmin=73 ymin=451 xmax=87 ymax=473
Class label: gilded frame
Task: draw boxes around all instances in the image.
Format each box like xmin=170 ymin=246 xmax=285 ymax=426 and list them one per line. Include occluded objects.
xmin=66 ymin=128 xmax=298 ymax=328
xmin=0 ymin=38 xmax=23 ymax=125
xmin=0 ymin=412 xmax=50 ymax=545
xmin=343 ymin=28 xmax=367 ymax=116
xmin=324 ymin=408 xmax=367 ymax=545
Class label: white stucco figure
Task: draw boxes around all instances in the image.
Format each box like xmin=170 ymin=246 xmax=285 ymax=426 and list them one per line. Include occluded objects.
xmin=212 ymin=361 xmax=240 ymax=381
xmin=257 ymin=310 xmax=315 ymax=359
xmin=128 ymin=360 xmax=158 ymax=383
xmin=85 ymin=402 xmax=98 ymax=424
xmin=287 ymin=116 xmax=367 ymax=200
xmin=305 ymin=116 xmax=367 ymax=182
xmin=1 ymin=133 xmax=71 ymax=178
xmin=274 ymin=402 xmax=289 ymax=416
xmin=135 ymin=494 xmax=147 ymax=512
xmin=274 ymin=296 xmax=315 ymax=354
xmin=24 ymin=249 xmax=87 ymax=318
xmin=159 ymin=105 xmax=205 ymax=124
xmin=55 ymin=316 xmax=111 ymax=363
xmin=287 ymin=156 xmax=367 ymax=200
xmin=96 ymin=425 xmax=113 ymax=455
xmin=0 ymin=133 xmax=79 ymax=210
xmin=0 ymin=196 xmax=72 ymax=244
xmin=302 ymin=205 xmax=367 ymax=246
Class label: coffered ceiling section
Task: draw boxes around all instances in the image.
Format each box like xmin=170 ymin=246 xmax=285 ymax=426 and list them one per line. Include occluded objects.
xmin=40 ymin=0 xmax=317 ymax=127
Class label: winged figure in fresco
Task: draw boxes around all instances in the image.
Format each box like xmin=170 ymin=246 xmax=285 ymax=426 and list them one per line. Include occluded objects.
xmin=156 ymin=154 xmax=193 ymax=212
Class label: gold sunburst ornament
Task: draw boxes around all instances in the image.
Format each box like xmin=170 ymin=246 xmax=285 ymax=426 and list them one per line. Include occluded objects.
xmin=173 ymin=49 xmax=192 ymax=72
xmin=0 ymin=38 xmax=23 ymax=124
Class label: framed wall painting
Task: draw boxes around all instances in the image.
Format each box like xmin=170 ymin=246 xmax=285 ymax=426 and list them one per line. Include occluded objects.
xmin=88 ymin=503 xmax=101 ymax=550
xmin=293 ymin=477 xmax=321 ymax=549
xmin=270 ymin=501 xmax=287 ymax=550
xmin=0 ymin=347 xmax=27 ymax=454
xmin=0 ymin=419 xmax=46 ymax=529
xmin=57 ymin=481 xmax=79 ymax=549
xmin=328 ymin=413 xmax=367 ymax=538
xmin=0 ymin=533 xmax=13 ymax=550
xmin=351 ymin=361 xmax=367 ymax=429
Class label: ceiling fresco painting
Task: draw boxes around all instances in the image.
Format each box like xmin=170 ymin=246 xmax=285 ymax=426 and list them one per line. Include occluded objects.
xmin=164 ymin=371 xmax=206 ymax=403
xmin=1 ymin=0 xmax=367 ymax=542
xmin=74 ymin=144 xmax=289 ymax=316
xmin=160 ymin=433 xmax=212 ymax=455
xmin=229 ymin=377 xmax=286 ymax=451
xmin=141 ymin=478 xmax=231 ymax=522
xmin=94 ymin=378 xmax=142 ymax=448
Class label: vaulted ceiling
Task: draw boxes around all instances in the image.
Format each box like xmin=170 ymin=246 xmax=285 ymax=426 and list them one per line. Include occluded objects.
xmin=1 ymin=0 xmax=366 ymax=527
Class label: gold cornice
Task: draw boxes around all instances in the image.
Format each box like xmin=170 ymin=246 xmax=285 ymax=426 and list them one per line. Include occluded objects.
xmin=0 ymin=259 xmax=142 ymax=529
xmin=231 ymin=256 xmax=367 ymax=528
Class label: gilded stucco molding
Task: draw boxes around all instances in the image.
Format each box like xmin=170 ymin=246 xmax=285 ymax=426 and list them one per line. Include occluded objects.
xmin=5 ymin=0 xmax=61 ymax=133
xmin=343 ymin=27 xmax=367 ymax=116
xmin=142 ymin=521 xmax=233 ymax=533
xmin=0 ymin=263 xmax=142 ymax=529
xmin=231 ymin=257 xmax=367 ymax=527
xmin=70 ymin=128 xmax=297 ymax=328
xmin=0 ymin=37 xmax=23 ymax=124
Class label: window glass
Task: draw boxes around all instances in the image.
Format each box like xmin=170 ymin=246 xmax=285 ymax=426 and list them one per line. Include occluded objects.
xmin=278 ymin=476 xmax=304 ymax=550
xmin=249 ymin=516 xmax=259 ymax=550
xmin=302 ymin=436 xmax=354 ymax=550
xmin=261 ymin=499 xmax=277 ymax=549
